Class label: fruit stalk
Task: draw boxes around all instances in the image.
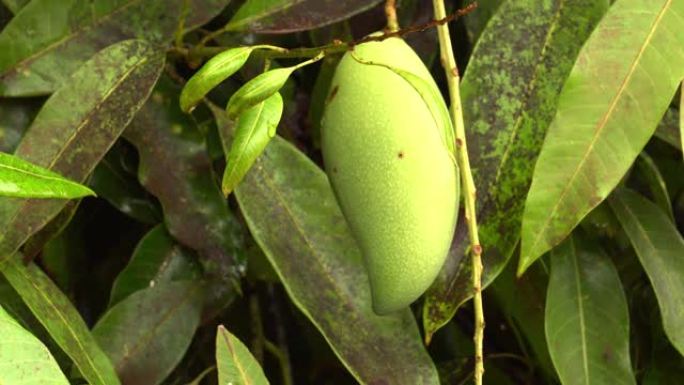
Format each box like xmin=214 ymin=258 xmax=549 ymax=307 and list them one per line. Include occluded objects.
xmin=385 ymin=0 xmax=399 ymax=32
xmin=431 ymin=0 xmax=485 ymax=384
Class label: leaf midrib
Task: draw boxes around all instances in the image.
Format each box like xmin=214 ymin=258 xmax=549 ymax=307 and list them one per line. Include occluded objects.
xmin=526 ymin=0 xmax=672 ymax=260
xmin=569 ymin=237 xmax=591 ymax=385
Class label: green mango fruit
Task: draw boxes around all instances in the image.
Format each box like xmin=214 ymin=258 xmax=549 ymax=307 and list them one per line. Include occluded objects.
xmin=321 ymin=37 xmax=459 ymax=314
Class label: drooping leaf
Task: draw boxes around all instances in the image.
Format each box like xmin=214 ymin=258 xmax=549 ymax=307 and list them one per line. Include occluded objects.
xmin=423 ymin=0 xmax=608 ymax=338
xmin=0 ymin=255 xmax=120 ymax=385
xmin=0 ymin=304 xmax=69 ymax=385
xmin=93 ymin=281 xmax=203 ymax=385
xmin=226 ymin=0 xmax=382 ymax=33
xmin=226 ymin=67 xmax=296 ymax=119
xmin=216 ymin=325 xmax=269 ymax=385
xmin=0 ymin=152 xmax=95 ymax=198
xmin=181 ymin=47 xmax=255 ymax=113
xmin=633 ymin=153 xmax=674 ymax=221
xmin=0 ymin=39 xmax=164 ymax=264
xmin=0 ymin=0 xmax=228 ymax=96
xmin=124 ymin=77 xmax=243 ymax=305
xmin=235 ymin=136 xmax=439 ymax=384
xmin=545 ymin=234 xmax=635 ymax=385
xmin=519 ymin=0 xmax=684 ymax=274
xmin=223 ymin=92 xmax=284 ymax=195
xmin=109 ymin=224 xmax=202 ymax=306
xmin=609 ymin=188 xmax=684 ymax=355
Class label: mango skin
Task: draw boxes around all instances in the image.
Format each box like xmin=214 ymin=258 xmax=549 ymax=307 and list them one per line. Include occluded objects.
xmin=321 ymin=37 xmax=458 ymax=314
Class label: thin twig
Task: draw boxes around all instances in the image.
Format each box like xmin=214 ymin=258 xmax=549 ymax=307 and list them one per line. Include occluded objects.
xmin=171 ymin=4 xmax=478 ymax=62
xmin=431 ymin=1 xmax=485 ymax=384
xmin=385 ymin=0 xmax=399 ymax=32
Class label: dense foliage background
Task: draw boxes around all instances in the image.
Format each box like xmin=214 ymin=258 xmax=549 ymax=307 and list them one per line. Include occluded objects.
xmin=0 ymin=0 xmax=683 ymax=384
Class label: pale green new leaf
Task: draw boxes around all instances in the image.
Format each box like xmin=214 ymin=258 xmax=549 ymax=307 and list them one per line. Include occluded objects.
xmin=226 ymin=68 xmax=295 ymax=119
xmin=519 ymin=0 xmax=684 ymax=274
xmin=609 ymin=189 xmax=684 ymax=355
xmin=0 ymin=305 xmax=69 ymax=385
xmin=546 ymin=235 xmax=635 ymax=385
xmin=223 ymin=92 xmax=283 ymax=196
xmin=0 ymin=152 xmax=95 ymax=198
xmin=180 ymin=47 xmax=254 ymax=113
xmin=216 ymin=325 xmax=269 ymax=385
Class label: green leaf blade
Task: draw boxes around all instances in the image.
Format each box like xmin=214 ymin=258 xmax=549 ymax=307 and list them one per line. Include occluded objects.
xmin=422 ymin=0 xmax=608 ymax=338
xmin=609 ymin=189 xmax=684 ymax=355
xmin=216 ymin=325 xmax=269 ymax=385
xmin=0 ymin=39 xmax=164 ymax=264
xmin=0 ymin=304 xmax=70 ymax=385
xmin=235 ymin=136 xmax=439 ymax=384
xmin=93 ymin=281 xmax=204 ymax=385
xmin=226 ymin=68 xmax=294 ymax=119
xmin=180 ymin=47 xmax=254 ymax=113
xmin=545 ymin=235 xmax=635 ymax=385
xmin=0 ymin=256 xmax=121 ymax=385
xmin=520 ymin=0 xmax=684 ymax=274
xmin=0 ymin=0 xmax=228 ymax=96
xmin=223 ymin=92 xmax=284 ymax=196
xmin=0 ymin=152 xmax=95 ymax=198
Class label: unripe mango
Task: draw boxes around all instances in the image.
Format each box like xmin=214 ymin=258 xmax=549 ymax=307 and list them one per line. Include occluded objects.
xmin=321 ymin=37 xmax=458 ymax=314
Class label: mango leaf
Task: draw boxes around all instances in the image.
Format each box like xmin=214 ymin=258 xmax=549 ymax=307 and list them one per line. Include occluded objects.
xmin=235 ymin=136 xmax=439 ymax=384
xmin=0 ymin=0 xmax=228 ymax=96
xmin=93 ymin=281 xmax=203 ymax=385
xmin=519 ymin=0 xmax=684 ymax=274
xmin=680 ymin=83 xmax=683 ymax=154
xmin=226 ymin=68 xmax=296 ymax=119
xmin=0 ymin=304 xmax=69 ymax=385
xmin=633 ymin=153 xmax=674 ymax=221
xmin=223 ymin=92 xmax=283 ymax=196
xmin=462 ymin=0 xmax=503 ymax=44
xmin=0 ymin=255 xmax=120 ymax=385
xmin=609 ymin=189 xmax=684 ymax=355
xmin=0 ymin=152 xmax=95 ymax=198
xmin=0 ymin=40 xmax=163 ymax=264
xmin=21 ymin=199 xmax=80 ymax=261
xmin=109 ymin=224 xmax=202 ymax=306
xmin=226 ymin=0 xmax=382 ymax=33
xmin=423 ymin=0 xmax=608 ymax=339
xmin=124 ymin=78 xmax=243 ymax=306
xmin=181 ymin=47 xmax=255 ymax=113
xmin=654 ymin=106 xmax=681 ymax=150
xmin=216 ymin=325 xmax=269 ymax=385
xmin=546 ymin=234 xmax=635 ymax=385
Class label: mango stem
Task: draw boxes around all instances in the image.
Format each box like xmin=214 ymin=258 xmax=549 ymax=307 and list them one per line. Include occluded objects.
xmin=432 ymin=1 xmax=485 ymax=384
xmin=385 ymin=0 xmax=399 ymax=32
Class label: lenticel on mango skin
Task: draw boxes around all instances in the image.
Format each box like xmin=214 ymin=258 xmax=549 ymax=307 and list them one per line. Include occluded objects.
xmin=321 ymin=37 xmax=459 ymax=315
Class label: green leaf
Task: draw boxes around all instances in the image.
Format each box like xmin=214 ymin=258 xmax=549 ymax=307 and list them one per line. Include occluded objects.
xmin=216 ymin=325 xmax=269 ymax=385
xmin=654 ymin=106 xmax=681 ymax=150
xmin=680 ymin=83 xmax=683 ymax=155
xmin=180 ymin=47 xmax=255 ymax=113
xmin=226 ymin=68 xmax=295 ymax=119
xmin=0 ymin=0 xmax=228 ymax=96
xmin=609 ymin=189 xmax=684 ymax=355
xmin=545 ymin=234 xmax=635 ymax=385
xmin=0 ymin=255 xmax=120 ymax=385
xmin=235 ymin=136 xmax=439 ymax=384
xmin=124 ymin=77 xmax=243 ymax=309
xmin=0 ymin=304 xmax=69 ymax=385
xmin=633 ymin=153 xmax=674 ymax=221
xmin=1 ymin=0 xmax=28 ymax=14
xmin=0 ymin=152 xmax=95 ymax=198
xmin=423 ymin=0 xmax=608 ymax=339
xmin=223 ymin=92 xmax=284 ymax=196
xmin=519 ymin=0 xmax=684 ymax=274
xmin=109 ymin=225 xmax=202 ymax=306
xmin=462 ymin=0 xmax=504 ymax=44
xmin=93 ymin=281 xmax=203 ymax=385
xmin=0 ymin=96 xmax=42 ymax=152
xmin=0 ymin=39 xmax=164 ymax=264
xmin=226 ymin=0 xmax=382 ymax=33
